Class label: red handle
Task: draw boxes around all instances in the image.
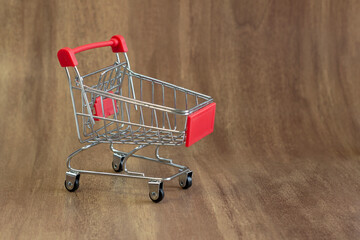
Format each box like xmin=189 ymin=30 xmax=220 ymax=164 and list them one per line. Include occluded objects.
xmin=57 ymin=35 xmax=128 ymax=67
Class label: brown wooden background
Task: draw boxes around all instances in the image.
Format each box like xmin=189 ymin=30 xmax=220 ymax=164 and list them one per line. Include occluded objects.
xmin=1 ymin=0 xmax=360 ymax=239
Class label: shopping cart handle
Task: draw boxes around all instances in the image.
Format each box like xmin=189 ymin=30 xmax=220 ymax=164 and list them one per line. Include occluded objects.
xmin=57 ymin=35 xmax=128 ymax=67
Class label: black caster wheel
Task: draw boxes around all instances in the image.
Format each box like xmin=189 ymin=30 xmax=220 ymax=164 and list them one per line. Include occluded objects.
xmin=179 ymin=172 xmax=192 ymax=189
xmin=64 ymin=174 xmax=80 ymax=192
xmin=112 ymin=154 xmax=125 ymax=172
xmin=149 ymin=182 xmax=164 ymax=203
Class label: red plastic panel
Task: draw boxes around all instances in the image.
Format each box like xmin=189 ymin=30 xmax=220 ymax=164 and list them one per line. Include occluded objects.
xmin=185 ymin=102 xmax=216 ymax=147
xmin=93 ymin=92 xmax=118 ymax=121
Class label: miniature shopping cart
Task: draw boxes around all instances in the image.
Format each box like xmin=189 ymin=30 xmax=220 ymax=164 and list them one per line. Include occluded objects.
xmin=57 ymin=35 xmax=216 ymax=202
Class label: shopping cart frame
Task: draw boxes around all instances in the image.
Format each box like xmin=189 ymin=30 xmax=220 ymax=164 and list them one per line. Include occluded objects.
xmin=58 ymin=35 xmax=216 ymax=202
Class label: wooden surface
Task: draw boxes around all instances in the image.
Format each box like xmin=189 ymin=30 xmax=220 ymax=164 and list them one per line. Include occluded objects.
xmin=1 ymin=0 xmax=360 ymax=239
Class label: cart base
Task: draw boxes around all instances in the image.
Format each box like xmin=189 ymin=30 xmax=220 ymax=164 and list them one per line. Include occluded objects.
xmin=64 ymin=142 xmax=193 ymax=203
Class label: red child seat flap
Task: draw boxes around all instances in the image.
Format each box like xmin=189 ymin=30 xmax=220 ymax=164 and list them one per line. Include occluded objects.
xmin=185 ymin=102 xmax=216 ymax=147
xmin=93 ymin=92 xmax=118 ymax=121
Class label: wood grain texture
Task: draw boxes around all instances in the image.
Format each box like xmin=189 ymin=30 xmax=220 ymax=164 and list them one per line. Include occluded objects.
xmin=1 ymin=0 xmax=360 ymax=239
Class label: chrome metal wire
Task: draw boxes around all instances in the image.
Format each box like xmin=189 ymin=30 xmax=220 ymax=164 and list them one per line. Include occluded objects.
xmin=65 ymin=53 xmax=213 ymax=146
